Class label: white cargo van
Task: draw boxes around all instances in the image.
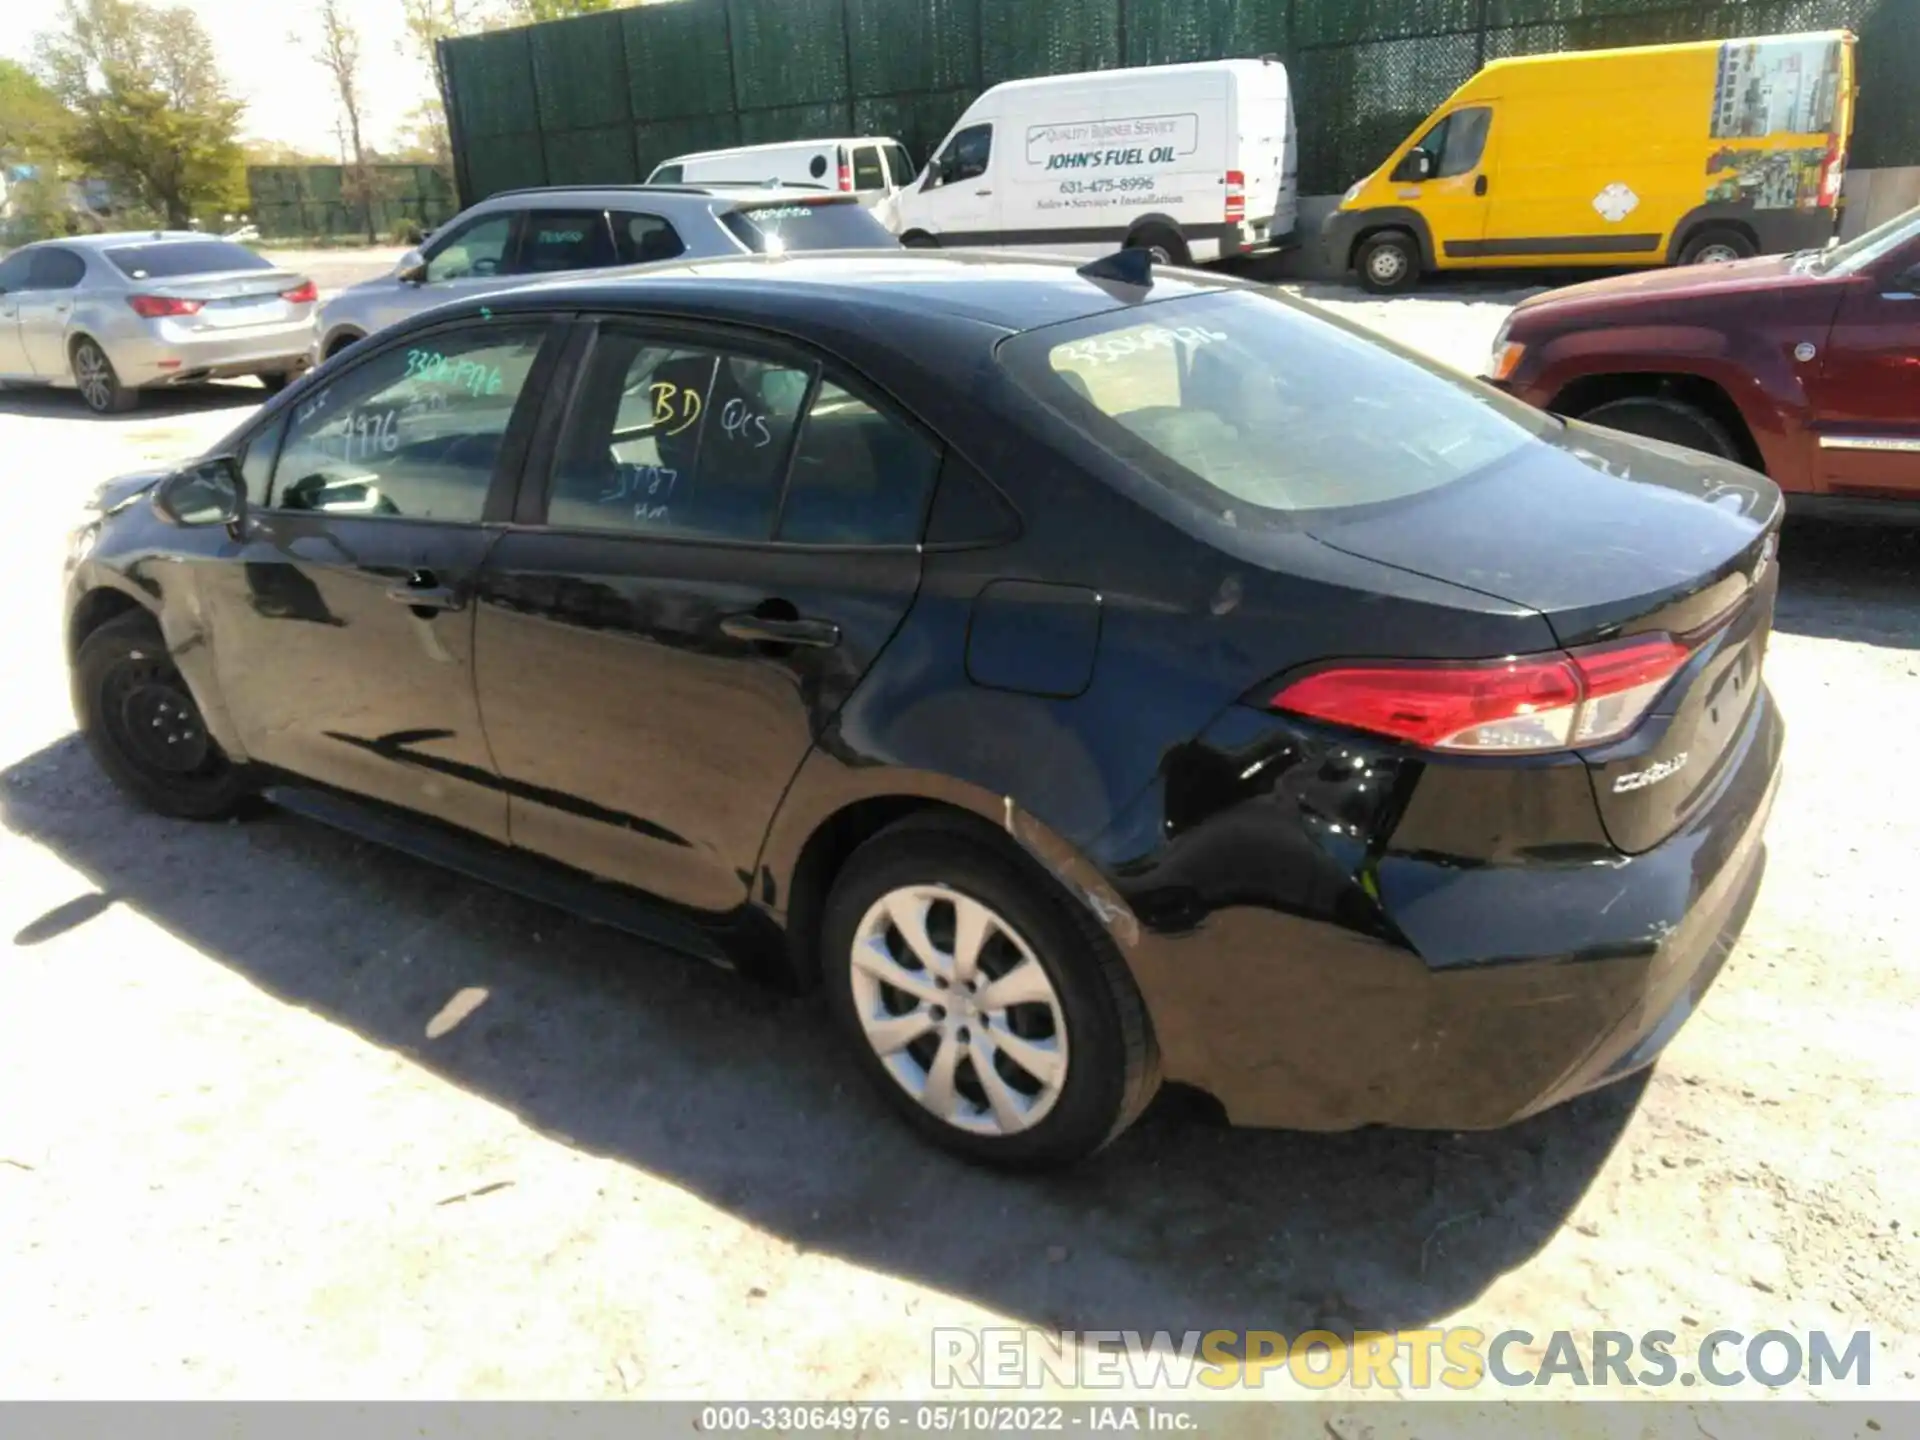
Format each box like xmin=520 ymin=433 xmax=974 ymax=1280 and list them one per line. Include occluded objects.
xmin=895 ymin=59 xmax=1298 ymax=264
xmin=646 ymin=138 xmax=918 ymax=232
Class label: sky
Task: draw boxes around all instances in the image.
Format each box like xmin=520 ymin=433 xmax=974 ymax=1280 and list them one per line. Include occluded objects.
xmin=2 ymin=0 xmax=437 ymax=155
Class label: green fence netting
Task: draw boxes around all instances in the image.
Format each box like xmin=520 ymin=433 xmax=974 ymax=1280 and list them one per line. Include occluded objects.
xmin=441 ymin=0 xmax=1920 ymax=204
xmin=246 ymin=164 xmax=458 ymax=240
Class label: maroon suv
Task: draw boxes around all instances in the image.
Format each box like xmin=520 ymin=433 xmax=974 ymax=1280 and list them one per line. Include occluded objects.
xmin=1488 ymin=204 xmax=1920 ymax=515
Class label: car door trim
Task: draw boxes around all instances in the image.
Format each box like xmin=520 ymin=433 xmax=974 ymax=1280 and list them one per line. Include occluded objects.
xmin=1815 ymin=435 xmax=1920 ymax=453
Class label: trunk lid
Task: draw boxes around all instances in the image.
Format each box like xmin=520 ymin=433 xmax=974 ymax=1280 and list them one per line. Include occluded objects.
xmin=144 ymin=269 xmax=308 ymax=329
xmin=1307 ymin=419 xmax=1783 ymax=853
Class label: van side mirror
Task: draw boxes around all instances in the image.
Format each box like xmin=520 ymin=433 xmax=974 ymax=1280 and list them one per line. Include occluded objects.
xmin=152 ymin=457 xmax=245 ymax=528
xmin=1393 ymin=149 xmax=1436 ymax=183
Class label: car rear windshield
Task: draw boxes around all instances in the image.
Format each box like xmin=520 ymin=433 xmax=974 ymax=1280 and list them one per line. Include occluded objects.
xmin=999 ymin=288 xmax=1556 ymax=519
xmin=104 ymin=240 xmax=274 ymax=280
xmin=719 ymin=200 xmax=895 ymax=254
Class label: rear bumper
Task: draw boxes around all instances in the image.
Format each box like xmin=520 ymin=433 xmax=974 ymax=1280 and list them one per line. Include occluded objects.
xmin=110 ymin=321 xmax=317 ymax=388
xmin=1110 ymin=685 xmax=1784 ymax=1131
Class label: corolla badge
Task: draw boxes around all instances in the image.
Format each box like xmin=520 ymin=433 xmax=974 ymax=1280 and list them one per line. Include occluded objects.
xmin=1613 ymin=753 xmax=1690 ymax=793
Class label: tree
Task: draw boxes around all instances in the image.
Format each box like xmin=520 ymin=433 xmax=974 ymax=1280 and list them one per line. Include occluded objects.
xmin=34 ymin=0 xmax=245 ymax=229
xmin=396 ymin=0 xmax=491 ymax=169
xmin=0 ymin=57 xmax=69 ymax=158
xmin=509 ymin=0 xmax=617 ymax=22
xmin=300 ymin=0 xmax=379 ymax=242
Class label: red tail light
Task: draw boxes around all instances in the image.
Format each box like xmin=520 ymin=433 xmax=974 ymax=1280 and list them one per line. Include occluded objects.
xmin=128 ymin=294 xmax=203 ymax=318
xmin=1224 ymin=169 xmax=1246 ymax=223
xmin=280 ymin=279 xmax=318 ymax=304
xmin=838 ymin=158 xmax=853 ymax=192
xmin=1267 ymin=634 xmax=1692 ymax=755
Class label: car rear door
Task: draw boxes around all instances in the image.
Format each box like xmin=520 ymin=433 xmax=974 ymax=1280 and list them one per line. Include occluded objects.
xmin=202 ymin=314 xmax=565 ymax=841
xmin=1804 ymin=236 xmax=1920 ymax=499
xmin=472 ymin=317 xmax=940 ymax=913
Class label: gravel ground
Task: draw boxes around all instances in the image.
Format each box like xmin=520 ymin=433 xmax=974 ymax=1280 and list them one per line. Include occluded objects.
xmin=1 ymin=284 xmax=1916 ymax=1409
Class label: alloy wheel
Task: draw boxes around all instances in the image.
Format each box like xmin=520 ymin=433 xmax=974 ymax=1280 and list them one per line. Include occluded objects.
xmin=849 ymin=884 xmax=1069 ymax=1136
xmin=75 ymin=343 xmax=114 ymax=412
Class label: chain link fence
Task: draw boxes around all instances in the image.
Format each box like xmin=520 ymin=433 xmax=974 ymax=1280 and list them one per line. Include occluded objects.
xmin=441 ymin=0 xmax=1919 ymax=205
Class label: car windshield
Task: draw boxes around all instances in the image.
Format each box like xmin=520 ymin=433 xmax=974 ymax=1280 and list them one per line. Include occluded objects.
xmin=1811 ymin=203 xmax=1920 ymax=276
xmin=719 ymin=201 xmax=895 ymax=254
xmin=104 ymin=240 xmax=274 ymax=280
xmin=1000 ymin=288 xmax=1556 ymax=519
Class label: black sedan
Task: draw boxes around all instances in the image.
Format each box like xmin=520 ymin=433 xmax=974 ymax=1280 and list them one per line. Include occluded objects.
xmin=63 ymin=250 xmax=1784 ymax=1168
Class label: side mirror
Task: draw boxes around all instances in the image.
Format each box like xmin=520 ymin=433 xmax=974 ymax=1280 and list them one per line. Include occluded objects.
xmin=152 ymin=457 xmax=245 ymax=528
xmin=1395 ymin=149 xmax=1436 ymax=183
xmin=396 ymin=249 xmax=426 ymax=284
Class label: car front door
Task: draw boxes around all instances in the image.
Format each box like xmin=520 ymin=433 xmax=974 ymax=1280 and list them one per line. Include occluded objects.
xmin=472 ymin=319 xmax=940 ymax=912
xmin=202 ymin=315 xmax=563 ymax=841
xmin=0 ymin=252 xmax=32 ymax=376
xmin=16 ymin=247 xmax=85 ymax=375
xmin=909 ymin=123 xmax=998 ymax=244
xmin=1806 ymin=236 xmax=1920 ymax=499
xmin=372 ymin=210 xmax=524 ymax=331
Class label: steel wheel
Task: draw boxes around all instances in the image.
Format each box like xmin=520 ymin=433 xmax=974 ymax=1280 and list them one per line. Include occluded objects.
xmin=102 ymin=654 xmax=215 ymax=775
xmin=849 ymin=883 xmax=1069 ymax=1136
xmin=1692 ymin=242 xmax=1741 ymax=265
xmin=1367 ymin=246 xmax=1408 ymax=285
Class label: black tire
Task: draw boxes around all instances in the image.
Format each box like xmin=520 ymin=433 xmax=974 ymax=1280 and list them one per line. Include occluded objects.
xmin=256 ymin=372 xmax=293 ymax=394
xmin=75 ymin=610 xmax=255 ymax=820
xmin=821 ymin=814 xmax=1160 ymax=1170
xmin=70 ymin=337 xmax=137 ymax=414
xmin=1578 ymin=396 xmax=1742 ymax=463
xmin=1355 ymin=230 xmax=1421 ymax=293
xmin=1679 ymin=226 xmax=1757 ymax=266
xmin=324 ymin=332 xmax=364 ymax=360
xmin=900 ymin=231 xmax=940 ymax=250
xmin=1126 ymin=222 xmax=1190 ymax=268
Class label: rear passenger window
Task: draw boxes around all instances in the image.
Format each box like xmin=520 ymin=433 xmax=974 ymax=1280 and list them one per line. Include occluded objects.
xmin=28 ymin=248 xmax=85 ymax=289
xmin=778 ymin=382 xmax=939 ymax=545
xmin=611 ymin=212 xmax=687 ymax=265
xmin=517 ymin=210 xmax=614 ymax=273
xmin=852 ymin=146 xmax=885 ymax=192
xmin=269 ymin=324 xmax=547 ymax=521
xmin=547 ymin=331 xmax=811 ymax=541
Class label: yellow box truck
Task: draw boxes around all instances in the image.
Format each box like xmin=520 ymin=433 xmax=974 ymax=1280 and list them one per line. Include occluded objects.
xmin=1323 ymin=30 xmax=1856 ymax=292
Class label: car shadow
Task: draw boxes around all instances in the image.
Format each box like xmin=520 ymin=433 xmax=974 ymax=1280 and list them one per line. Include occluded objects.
xmin=1774 ymin=517 xmax=1920 ymax=651
xmin=0 ymin=381 xmax=267 ymax=424
xmin=0 ymin=733 xmax=1643 ymax=1340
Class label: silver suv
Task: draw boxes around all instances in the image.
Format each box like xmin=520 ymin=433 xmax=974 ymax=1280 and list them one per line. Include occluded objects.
xmin=314 ymin=184 xmax=899 ymax=359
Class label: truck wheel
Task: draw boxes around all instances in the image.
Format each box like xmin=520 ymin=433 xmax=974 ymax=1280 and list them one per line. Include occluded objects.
xmin=1578 ymin=396 xmax=1742 ymax=463
xmin=901 ymin=231 xmax=940 ymax=250
xmin=1126 ymin=223 xmax=1190 ymax=267
xmin=1679 ymin=227 xmax=1756 ymax=266
xmin=1355 ymin=231 xmax=1420 ymax=293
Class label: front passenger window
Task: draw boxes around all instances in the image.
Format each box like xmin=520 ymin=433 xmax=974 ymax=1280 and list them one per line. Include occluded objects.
xmin=424 ymin=214 xmax=516 ymax=283
xmin=269 ymin=324 xmax=548 ymax=521
xmin=931 ymin=124 xmax=992 ymax=187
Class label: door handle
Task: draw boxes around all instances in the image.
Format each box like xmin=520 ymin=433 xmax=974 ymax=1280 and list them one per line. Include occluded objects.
xmin=974 ymin=188 xmax=993 ymax=196
xmin=386 ymin=570 xmax=463 ymax=613
xmin=720 ymin=613 xmax=841 ymax=648
xmin=1474 ymin=175 xmax=1489 ymax=196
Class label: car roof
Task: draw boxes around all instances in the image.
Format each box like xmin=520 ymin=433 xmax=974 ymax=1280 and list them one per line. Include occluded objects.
xmin=29 ymin=231 xmax=223 ymax=251
xmin=471 ymin=183 xmax=835 ymax=208
xmin=657 ymin=137 xmax=901 ymax=165
xmin=477 ymin=248 xmax=1240 ymax=334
